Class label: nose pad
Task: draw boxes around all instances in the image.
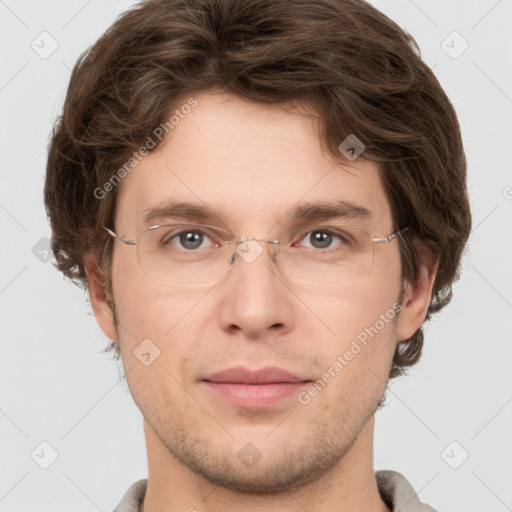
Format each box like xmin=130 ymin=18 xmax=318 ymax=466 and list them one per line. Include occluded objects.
xmin=229 ymin=239 xmax=264 ymax=265
xmin=228 ymin=238 xmax=279 ymax=266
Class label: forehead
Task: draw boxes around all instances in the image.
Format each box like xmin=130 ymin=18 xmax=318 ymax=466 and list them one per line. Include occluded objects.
xmin=114 ymin=92 xmax=391 ymax=233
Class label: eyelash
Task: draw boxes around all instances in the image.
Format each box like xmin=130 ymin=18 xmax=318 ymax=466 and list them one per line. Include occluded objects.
xmin=164 ymin=227 xmax=350 ymax=251
xmin=295 ymin=230 xmax=348 ymax=249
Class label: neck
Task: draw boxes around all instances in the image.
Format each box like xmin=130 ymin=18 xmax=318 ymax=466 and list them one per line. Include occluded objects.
xmin=139 ymin=415 xmax=391 ymax=512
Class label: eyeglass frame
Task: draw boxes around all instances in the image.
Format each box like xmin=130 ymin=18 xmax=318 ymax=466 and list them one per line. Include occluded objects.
xmin=101 ymin=223 xmax=409 ymax=281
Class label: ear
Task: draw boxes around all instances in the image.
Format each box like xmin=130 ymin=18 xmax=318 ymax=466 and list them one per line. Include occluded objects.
xmin=84 ymin=252 xmax=118 ymax=341
xmin=396 ymin=252 xmax=439 ymax=343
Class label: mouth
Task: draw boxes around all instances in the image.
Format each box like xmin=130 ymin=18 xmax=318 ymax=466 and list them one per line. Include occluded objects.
xmin=200 ymin=366 xmax=312 ymax=409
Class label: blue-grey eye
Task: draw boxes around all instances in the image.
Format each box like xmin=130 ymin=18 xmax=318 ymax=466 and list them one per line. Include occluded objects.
xmin=309 ymin=231 xmax=333 ymax=249
xmin=175 ymin=230 xmax=211 ymax=250
xmin=297 ymin=229 xmax=344 ymax=250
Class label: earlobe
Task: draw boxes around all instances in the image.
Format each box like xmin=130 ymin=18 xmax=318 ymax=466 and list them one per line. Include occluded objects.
xmin=84 ymin=252 xmax=118 ymax=341
xmin=396 ymin=256 xmax=439 ymax=343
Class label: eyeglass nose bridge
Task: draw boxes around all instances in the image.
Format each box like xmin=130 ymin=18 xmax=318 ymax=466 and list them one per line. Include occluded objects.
xmin=228 ymin=236 xmax=280 ymax=265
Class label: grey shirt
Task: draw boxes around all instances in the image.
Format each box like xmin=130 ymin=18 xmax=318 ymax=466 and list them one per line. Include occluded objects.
xmin=113 ymin=470 xmax=439 ymax=511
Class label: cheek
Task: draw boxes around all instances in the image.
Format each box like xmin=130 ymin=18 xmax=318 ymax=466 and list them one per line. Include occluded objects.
xmin=111 ymin=280 xmax=207 ymax=412
xmin=111 ymin=250 xmax=211 ymax=378
xmin=114 ymin=282 xmax=205 ymax=345
xmin=310 ymin=273 xmax=401 ymax=337
xmin=111 ymin=248 xmax=190 ymax=337
xmin=317 ymin=294 xmax=399 ymax=402
xmin=307 ymin=257 xmax=402 ymax=371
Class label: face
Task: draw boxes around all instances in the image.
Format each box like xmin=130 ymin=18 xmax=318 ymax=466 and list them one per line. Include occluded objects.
xmin=88 ymin=91 xmax=429 ymax=493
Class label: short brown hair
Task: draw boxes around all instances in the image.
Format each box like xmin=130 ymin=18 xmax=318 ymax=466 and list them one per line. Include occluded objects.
xmin=44 ymin=0 xmax=471 ymax=378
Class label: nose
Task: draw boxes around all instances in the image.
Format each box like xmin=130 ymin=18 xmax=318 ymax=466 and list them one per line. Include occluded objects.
xmin=217 ymin=239 xmax=294 ymax=339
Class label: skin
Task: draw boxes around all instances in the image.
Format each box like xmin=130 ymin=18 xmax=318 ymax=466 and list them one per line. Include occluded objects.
xmin=85 ymin=91 xmax=436 ymax=511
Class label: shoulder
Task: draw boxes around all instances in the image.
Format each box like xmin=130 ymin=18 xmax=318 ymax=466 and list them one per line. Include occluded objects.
xmin=112 ymin=479 xmax=147 ymax=512
xmin=376 ymin=470 xmax=439 ymax=512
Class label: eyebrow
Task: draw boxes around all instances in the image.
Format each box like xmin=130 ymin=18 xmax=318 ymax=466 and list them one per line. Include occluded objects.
xmin=142 ymin=200 xmax=220 ymax=226
xmin=286 ymin=200 xmax=372 ymax=224
xmin=141 ymin=199 xmax=373 ymax=227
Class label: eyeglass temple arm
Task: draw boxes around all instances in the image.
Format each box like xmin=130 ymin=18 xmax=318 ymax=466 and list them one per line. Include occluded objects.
xmin=372 ymin=226 xmax=409 ymax=244
xmin=103 ymin=226 xmax=137 ymax=245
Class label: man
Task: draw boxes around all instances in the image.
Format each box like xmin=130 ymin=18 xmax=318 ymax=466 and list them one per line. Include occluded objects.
xmin=44 ymin=0 xmax=471 ymax=510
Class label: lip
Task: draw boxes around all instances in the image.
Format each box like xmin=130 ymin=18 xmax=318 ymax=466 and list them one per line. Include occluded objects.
xmin=200 ymin=366 xmax=311 ymax=409
xmin=202 ymin=366 xmax=307 ymax=384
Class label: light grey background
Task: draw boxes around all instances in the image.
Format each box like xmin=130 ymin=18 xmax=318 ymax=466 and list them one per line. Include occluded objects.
xmin=1 ymin=1 xmax=511 ymax=510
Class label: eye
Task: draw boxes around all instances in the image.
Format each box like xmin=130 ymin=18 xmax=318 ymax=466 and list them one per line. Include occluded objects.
xmin=295 ymin=229 xmax=349 ymax=250
xmin=163 ymin=228 xmax=217 ymax=251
